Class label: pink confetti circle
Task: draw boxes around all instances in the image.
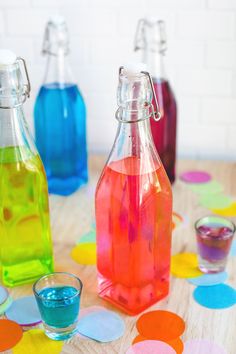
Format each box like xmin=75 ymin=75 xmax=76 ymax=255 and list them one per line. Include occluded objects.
xmin=126 ymin=340 xmax=175 ymax=354
xmin=183 ymin=339 xmax=226 ymax=354
xmin=180 ymin=171 xmax=211 ymax=184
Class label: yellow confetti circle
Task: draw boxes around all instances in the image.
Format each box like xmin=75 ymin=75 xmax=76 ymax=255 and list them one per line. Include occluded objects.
xmin=171 ymin=253 xmax=203 ymax=278
xmin=211 ymin=202 xmax=236 ymax=217
xmin=13 ymin=329 xmax=63 ymax=354
xmin=71 ymin=242 xmax=96 ymax=265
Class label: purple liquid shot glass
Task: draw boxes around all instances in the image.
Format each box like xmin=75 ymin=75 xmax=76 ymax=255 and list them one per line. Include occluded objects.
xmin=195 ymin=216 xmax=235 ymax=273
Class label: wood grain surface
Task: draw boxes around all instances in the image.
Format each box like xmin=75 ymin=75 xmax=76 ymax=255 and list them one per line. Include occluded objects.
xmin=2 ymin=156 xmax=236 ymax=354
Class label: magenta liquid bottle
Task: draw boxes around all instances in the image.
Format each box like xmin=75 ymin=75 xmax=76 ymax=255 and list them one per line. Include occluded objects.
xmin=135 ymin=19 xmax=177 ymax=183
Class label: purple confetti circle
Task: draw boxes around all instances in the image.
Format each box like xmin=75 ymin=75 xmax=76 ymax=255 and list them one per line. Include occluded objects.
xmin=180 ymin=171 xmax=212 ymax=184
xmin=183 ymin=339 xmax=227 ymax=354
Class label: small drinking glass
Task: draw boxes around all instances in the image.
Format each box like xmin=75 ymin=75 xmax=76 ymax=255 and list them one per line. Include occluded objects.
xmin=33 ymin=272 xmax=82 ymax=340
xmin=195 ymin=216 xmax=235 ymax=273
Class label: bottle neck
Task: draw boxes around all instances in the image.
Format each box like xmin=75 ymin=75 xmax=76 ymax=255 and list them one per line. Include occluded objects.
xmin=0 ymin=105 xmax=36 ymax=154
xmin=109 ymin=115 xmax=161 ymax=170
xmin=142 ymin=49 xmax=166 ymax=81
xmin=43 ymin=52 xmax=73 ymax=85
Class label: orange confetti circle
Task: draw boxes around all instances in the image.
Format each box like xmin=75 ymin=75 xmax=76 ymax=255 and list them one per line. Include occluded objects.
xmin=0 ymin=319 xmax=23 ymax=351
xmin=132 ymin=335 xmax=184 ymax=354
xmin=136 ymin=310 xmax=185 ymax=342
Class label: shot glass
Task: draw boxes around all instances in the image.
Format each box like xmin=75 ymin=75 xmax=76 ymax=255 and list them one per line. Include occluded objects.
xmin=33 ymin=272 xmax=83 ymax=340
xmin=195 ymin=216 xmax=235 ymax=273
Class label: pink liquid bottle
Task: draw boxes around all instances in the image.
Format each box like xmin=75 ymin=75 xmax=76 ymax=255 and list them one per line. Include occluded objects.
xmin=135 ymin=19 xmax=177 ymax=183
xmin=95 ymin=65 xmax=172 ymax=315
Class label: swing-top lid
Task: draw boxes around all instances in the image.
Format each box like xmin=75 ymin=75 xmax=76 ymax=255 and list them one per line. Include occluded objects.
xmin=0 ymin=49 xmax=30 ymax=108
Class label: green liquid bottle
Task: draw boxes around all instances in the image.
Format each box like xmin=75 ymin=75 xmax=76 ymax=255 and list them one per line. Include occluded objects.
xmin=0 ymin=50 xmax=54 ymax=287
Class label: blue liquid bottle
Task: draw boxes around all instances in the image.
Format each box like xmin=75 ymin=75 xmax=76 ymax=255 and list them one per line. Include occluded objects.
xmin=34 ymin=16 xmax=88 ymax=196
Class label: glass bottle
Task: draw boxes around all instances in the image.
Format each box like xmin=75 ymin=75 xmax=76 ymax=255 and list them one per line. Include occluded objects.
xmin=135 ymin=19 xmax=177 ymax=183
xmin=0 ymin=50 xmax=54 ymax=287
xmin=34 ymin=16 xmax=88 ymax=196
xmin=95 ymin=65 xmax=172 ymax=315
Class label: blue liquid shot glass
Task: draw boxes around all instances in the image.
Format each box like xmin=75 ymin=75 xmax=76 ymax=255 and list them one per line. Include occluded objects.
xmin=33 ymin=272 xmax=83 ymax=340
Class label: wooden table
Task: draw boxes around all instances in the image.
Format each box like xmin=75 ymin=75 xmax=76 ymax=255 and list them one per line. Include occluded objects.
xmin=5 ymin=157 xmax=236 ymax=354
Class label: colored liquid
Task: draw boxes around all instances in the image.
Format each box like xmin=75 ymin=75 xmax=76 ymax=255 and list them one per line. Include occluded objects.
xmin=37 ymin=286 xmax=80 ymax=328
xmin=0 ymin=146 xmax=53 ymax=287
xmin=151 ymin=79 xmax=177 ymax=183
xmin=34 ymin=83 xmax=88 ymax=196
xmin=95 ymin=156 xmax=172 ymax=315
xmin=197 ymin=224 xmax=233 ymax=262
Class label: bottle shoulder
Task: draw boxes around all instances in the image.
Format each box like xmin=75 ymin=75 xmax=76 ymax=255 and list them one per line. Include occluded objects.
xmin=96 ymin=156 xmax=172 ymax=196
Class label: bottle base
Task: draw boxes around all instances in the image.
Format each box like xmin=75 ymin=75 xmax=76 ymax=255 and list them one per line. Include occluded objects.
xmin=98 ymin=276 xmax=169 ymax=316
xmin=2 ymin=258 xmax=54 ymax=287
xmin=48 ymin=175 xmax=88 ymax=196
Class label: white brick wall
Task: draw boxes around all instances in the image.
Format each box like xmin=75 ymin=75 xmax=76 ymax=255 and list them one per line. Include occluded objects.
xmin=1 ymin=0 xmax=236 ymax=160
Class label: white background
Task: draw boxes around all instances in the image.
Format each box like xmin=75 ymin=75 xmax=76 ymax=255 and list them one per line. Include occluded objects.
xmin=1 ymin=0 xmax=236 ymax=160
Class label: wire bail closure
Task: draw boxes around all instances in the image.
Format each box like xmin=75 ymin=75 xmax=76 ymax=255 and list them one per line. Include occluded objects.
xmin=117 ymin=66 xmax=161 ymax=123
xmin=42 ymin=21 xmax=69 ymax=56
xmin=17 ymin=57 xmax=31 ymax=100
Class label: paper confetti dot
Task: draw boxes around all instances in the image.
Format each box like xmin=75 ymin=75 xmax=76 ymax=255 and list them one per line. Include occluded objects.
xmin=12 ymin=329 xmax=63 ymax=354
xmin=183 ymin=339 xmax=226 ymax=354
xmin=171 ymin=253 xmax=203 ymax=278
xmin=126 ymin=340 xmax=175 ymax=354
xmin=188 ymin=272 xmax=228 ymax=287
xmin=166 ymin=338 xmax=184 ymax=354
xmin=5 ymin=296 xmax=42 ymax=326
xmin=199 ymin=194 xmax=233 ymax=209
xmin=77 ymin=309 xmax=125 ymax=342
xmin=230 ymin=239 xmax=236 ymax=256
xmin=133 ymin=335 xmax=147 ymax=344
xmin=77 ymin=230 xmax=96 ymax=245
xmin=71 ymin=242 xmax=96 ymax=265
xmin=79 ymin=305 xmax=107 ymax=319
xmin=180 ymin=171 xmax=211 ymax=184
xmin=77 ymin=306 xmax=108 ymax=339
xmin=0 ymin=296 xmax=13 ymax=315
xmin=132 ymin=335 xmax=184 ymax=354
xmin=193 ymin=284 xmax=236 ymax=309
xmin=211 ymin=202 xmax=236 ymax=217
xmin=189 ymin=181 xmax=224 ymax=195
xmin=0 ymin=319 xmax=23 ymax=352
xmin=136 ymin=310 xmax=185 ymax=342
xmin=0 ymin=285 xmax=9 ymax=305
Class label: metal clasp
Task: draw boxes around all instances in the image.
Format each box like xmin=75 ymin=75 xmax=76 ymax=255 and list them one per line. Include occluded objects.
xmin=157 ymin=20 xmax=167 ymax=55
xmin=134 ymin=18 xmax=167 ymax=55
xmin=141 ymin=70 xmax=161 ymax=121
xmin=134 ymin=19 xmax=146 ymax=52
xmin=16 ymin=57 xmax=31 ymax=100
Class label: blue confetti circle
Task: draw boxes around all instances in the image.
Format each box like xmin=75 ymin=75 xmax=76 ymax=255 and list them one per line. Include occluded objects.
xmin=0 ymin=286 xmax=8 ymax=305
xmin=5 ymin=296 xmax=42 ymax=326
xmin=193 ymin=284 xmax=236 ymax=309
xmin=230 ymin=239 xmax=236 ymax=256
xmin=188 ymin=272 xmax=228 ymax=287
xmin=77 ymin=309 xmax=125 ymax=342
